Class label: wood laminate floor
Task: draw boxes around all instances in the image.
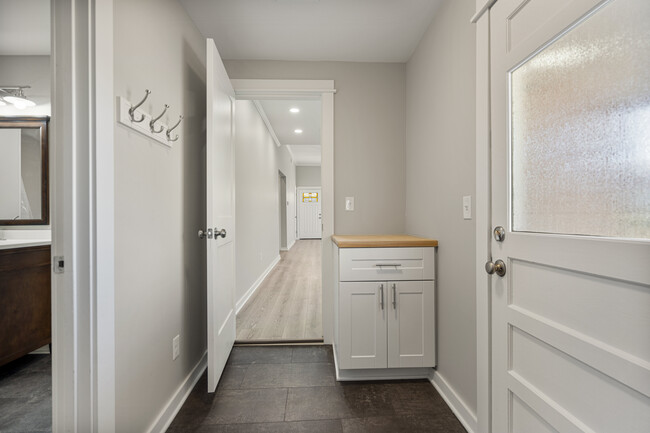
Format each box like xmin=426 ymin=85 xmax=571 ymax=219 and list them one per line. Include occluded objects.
xmin=236 ymin=240 xmax=322 ymax=341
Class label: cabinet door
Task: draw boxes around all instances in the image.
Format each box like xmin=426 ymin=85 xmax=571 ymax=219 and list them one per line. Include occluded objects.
xmin=338 ymin=281 xmax=387 ymax=369
xmin=387 ymin=281 xmax=435 ymax=368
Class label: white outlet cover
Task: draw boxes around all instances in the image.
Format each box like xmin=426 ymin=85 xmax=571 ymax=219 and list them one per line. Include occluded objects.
xmin=463 ymin=195 xmax=472 ymax=220
xmin=345 ymin=197 xmax=355 ymax=211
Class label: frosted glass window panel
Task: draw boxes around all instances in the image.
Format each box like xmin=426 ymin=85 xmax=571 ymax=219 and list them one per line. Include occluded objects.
xmin=511 ymin=0 xmax=650 ymax=239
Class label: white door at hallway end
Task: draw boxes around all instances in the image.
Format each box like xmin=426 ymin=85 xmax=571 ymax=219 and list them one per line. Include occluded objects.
xmin=297 ymin=187 xmax=321 ymax=239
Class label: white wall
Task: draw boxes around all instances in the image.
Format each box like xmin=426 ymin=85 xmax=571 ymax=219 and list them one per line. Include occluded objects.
xmin=235 ymin=99 xmax=297 ymax=303
xmin=405 ymin=0 xmax=477 ymax=416
xmin=0 ymin=56 xmax=51 ymax=116
xmin=296 ymin=165 xmax=321 ymax=187
xmin=224 ymin=60 xmax=406 ymax=235
xmin=113 ymin=0 xmax=207 ymax=431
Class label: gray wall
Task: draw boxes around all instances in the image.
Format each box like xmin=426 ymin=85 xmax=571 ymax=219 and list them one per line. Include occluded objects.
xmin=113 ymin=0 xmax=207 ymax=431
xmin=235 ymin=99 xmax=297 ymax=303
xmin=405 ymin=0 xmax=477 ymax=415
xmin=224 ymin=60 xmax=406 ymax=235
xmin=296 ymin=165 xmax=321 ymax=187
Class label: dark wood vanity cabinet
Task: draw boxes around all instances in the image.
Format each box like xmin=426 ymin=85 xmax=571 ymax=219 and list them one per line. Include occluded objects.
xmin=0 ymin=245 xmax=51 ymax=366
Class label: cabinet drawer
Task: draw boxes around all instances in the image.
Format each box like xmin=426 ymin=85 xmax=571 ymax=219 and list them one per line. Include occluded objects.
xmin=339 ymin=247 xmax=434 ymax=282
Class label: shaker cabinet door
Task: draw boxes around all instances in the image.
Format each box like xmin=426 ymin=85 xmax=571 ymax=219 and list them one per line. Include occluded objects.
xmin=387 ymin=280 xmax=435 ymax=368
xmin=338 ymin=281 xmax=388 ymax=369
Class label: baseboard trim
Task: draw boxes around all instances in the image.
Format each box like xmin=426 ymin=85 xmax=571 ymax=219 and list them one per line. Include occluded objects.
xmin=286 ymin=239 xmax=296 ymax=250
xmin=429 ymin=371 xmax=478 ymax=433
xmin=235 ymin=255 xmax=281 ymax=314
xmin=147 ymin=351 xmax=207 ymax=433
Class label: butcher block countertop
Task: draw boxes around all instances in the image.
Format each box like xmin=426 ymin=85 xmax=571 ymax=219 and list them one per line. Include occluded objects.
xmin=331 ymin=235 xmax=438 ymax=248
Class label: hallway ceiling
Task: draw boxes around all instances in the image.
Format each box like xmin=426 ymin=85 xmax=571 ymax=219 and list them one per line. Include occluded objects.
xmin=258 ymin=99 xmax=321 ymax=166
xmin=179 ymin=0 xmax=444 ymax=62
xmin=259 ymin=100 xmax=321 ymax=145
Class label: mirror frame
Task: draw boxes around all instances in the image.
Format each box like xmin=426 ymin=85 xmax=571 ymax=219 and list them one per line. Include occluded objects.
xmin=0 ymin=116 xmax=50 ymax=225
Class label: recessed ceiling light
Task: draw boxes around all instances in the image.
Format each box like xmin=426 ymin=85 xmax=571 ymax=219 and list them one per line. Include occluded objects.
xmin=290 ymin=107 xmax=300 ymax=113
xmin=294 ymin=129 xmax=303 ymax=134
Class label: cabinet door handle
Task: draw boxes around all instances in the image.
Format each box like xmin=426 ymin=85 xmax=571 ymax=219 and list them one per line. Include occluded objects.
xmin=379 ymin=284 xmax=385 ymax=310
xmin=392 ymin=283 xmax=397 ymax=309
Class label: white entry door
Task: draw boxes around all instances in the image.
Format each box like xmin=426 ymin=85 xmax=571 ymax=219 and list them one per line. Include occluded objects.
xmin=298 ymin=187 xmax=321 ymax=239
xmin=490 ymin=0 xmax=650 ymax=432
xmin=206 ymin=38 xmax=236 ymax=392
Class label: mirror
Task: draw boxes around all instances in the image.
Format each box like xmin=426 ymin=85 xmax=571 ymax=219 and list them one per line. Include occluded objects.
xmin=0 ymin=117 xmax=49 ymax=225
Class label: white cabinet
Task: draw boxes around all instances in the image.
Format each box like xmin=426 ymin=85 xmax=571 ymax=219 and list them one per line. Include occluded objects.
xmin=333 ymin=241 xmax=436 ymax=377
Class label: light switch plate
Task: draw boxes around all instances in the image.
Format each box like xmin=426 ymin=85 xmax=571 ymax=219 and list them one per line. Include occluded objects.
xmin=463 ymin=195 xmax=472 ymax=220
xmin=345 ymin=197 xmax=355 ymax=211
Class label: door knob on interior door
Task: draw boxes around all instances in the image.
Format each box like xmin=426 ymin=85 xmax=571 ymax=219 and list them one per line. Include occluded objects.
xmin=198 ymin=228 xmax=213 ymax=239
xmin=214 ymin=228 xmax=226 ymax=239
xmin=485 ymin=259 xmax=506 ymax=277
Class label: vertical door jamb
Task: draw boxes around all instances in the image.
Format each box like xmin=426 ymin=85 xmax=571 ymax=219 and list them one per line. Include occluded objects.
xmin=472 ymin=1 xmax=497 ymax=432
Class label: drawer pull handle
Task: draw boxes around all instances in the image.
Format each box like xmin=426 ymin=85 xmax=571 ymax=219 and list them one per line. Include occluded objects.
xmin=376 ymin=264 xmax=402 ymax=268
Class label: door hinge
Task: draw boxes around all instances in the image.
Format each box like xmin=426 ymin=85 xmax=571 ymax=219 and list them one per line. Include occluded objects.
xmin=53 ymin=256 xmax=65 ymax=274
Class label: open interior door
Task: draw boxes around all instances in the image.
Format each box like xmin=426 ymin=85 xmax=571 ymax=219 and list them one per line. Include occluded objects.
xmin=489 ymin=0 xmax=650 ymax=431
xmin=206 ymin=38 xmax=236 ymax=392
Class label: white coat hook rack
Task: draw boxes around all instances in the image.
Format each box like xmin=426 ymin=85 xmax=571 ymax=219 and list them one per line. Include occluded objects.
xmin=117 ymin=91 xmax=181 ymax=148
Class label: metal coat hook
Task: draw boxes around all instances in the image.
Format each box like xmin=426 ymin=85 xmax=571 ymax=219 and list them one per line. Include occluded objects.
xmin=149 ymin=104 xmax=169 ymax=133
xmin=129 ymin=89 xmax=150 ymax=123
xmin=166 ymin=115 xmax=183 ymax=142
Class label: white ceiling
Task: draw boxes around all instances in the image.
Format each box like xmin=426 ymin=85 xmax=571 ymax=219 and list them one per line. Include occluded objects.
xmin=179 ymin=0 xmax=444 ymax=62
xmin=258 ymin=100 xmax=321 ymax=145
xmin=257 ymin=99 xmax=321 ymax=165
xmin=0 ymin=0 xmax=50 ymax=55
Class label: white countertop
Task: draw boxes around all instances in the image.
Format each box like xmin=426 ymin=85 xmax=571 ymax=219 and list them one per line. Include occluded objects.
xmin=0 ymin=229 xmax=51 ymax=250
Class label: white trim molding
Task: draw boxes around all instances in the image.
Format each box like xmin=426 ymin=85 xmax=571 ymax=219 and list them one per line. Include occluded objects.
xmin=430 ymin=371 xmax=479 ymax=433
xmin=252 ymin=100 xmax=282 ymax=148
xmin=146 ymin=352 xmax=207 ymax=433
xmin=52 ymin=0 xmax=116 ymax=431
xmin=474 ymin=6 xmax=492 ymax=433
xmin=231 ymin=79 xmax=336 ymax=100
xmin=235 ymin=255 xmax=281 ymax=314
xmin=471 ymin=0 xmax=497 ymax=23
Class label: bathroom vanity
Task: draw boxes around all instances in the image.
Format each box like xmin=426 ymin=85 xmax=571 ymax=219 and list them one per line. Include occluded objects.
xmin=332 ymin=234 xmax=438 ymax=381
xmin=0 ymin=242 xmax=52 ymax=366
xmin=0 ymin=116 xmax=52 ymax=366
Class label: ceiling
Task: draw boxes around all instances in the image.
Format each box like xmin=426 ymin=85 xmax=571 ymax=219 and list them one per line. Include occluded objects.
xmin=257 ymin=99 xmax=321 ymax=165
xmin=179 ymin=0 xmax=443 ymax=62
xmin=0 ymin=0 xmax=50 ymax=55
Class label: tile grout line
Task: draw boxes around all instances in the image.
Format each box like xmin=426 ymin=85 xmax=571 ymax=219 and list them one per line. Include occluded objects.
xmin=283 ymin=385 xmax=289 ymax=422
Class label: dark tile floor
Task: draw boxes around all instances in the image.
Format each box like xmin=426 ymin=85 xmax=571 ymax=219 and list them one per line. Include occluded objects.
xmin=0 ymin=354 xmax=52 ymax=433
xmin=168 ymin=346 xmax=466 ymax=433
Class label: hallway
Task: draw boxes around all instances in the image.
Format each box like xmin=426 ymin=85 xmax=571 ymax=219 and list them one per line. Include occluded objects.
xmin=236 ymin=240 xmax=322 ymax=341
xmin=167 ymin=346 xmax=466 ymax=432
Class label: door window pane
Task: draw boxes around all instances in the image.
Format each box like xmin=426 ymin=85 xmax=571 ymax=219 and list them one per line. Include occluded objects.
xmin=511 ymin=0 xmax=650 ymax=239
